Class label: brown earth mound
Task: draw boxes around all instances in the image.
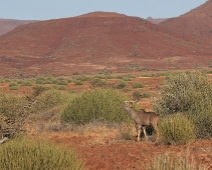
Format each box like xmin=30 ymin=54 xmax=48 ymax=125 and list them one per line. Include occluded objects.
xmin=0 ymin=11 xmax=211 ymax=77
xmin=159 ymin=0 xmax=212 ymax=39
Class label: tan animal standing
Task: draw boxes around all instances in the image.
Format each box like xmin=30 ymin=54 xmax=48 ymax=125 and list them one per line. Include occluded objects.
xmin=123 ymin=101 xmax=159 ymax=141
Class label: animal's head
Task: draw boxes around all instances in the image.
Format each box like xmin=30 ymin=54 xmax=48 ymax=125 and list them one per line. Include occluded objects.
xmin=123 ymin=101 xmax=135 ymax=111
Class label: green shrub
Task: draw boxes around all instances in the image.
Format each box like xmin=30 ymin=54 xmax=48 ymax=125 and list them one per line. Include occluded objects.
xmin=74 ymin=80 xmax=83 ymax=85
xmin=0 ymin=94 xmax=27 ymax=117
xmin=61 ymin=89 xmax=129 ymax=125
xmin=22 ymin=81 xmax=33 ymax=86
xmin=9 ymin=82 xmax=18 ymax=87
xmin=114 ymin=80 xmax=127 ymax=89
xmin=32 ymin=89 xmax=70 ymax=113
xmin=36 ymin=79 xmax=44 ymax=84
xmin=57 ymin=85 xmax=66 ymax=90
xmin=57 ymin=80 xmax=68 ymax=85
xmin=16 ymin=80 xmax=24 ymax=84
xmin=141 ymin=92 xmax=151 ymax=98
xmin=122 ymin=88 xmax=131 ymax=92
xmin=9 ymin=86 xmax=19 ymax=90
xmin=155 ymin=71 xmax=212 ymax=139
xmin=156 ymin=71 xmax=212 ymax=114
xmin=90 ymin=78 xmax=109 ymax=87
xmin=187 ymin=111 xmax=212 ymax=139
xmin=159 ymin=114 xmax=196 ymax=145
xmin=121 ymin=77 xmax=131 ymax=81
xmin=0 ymin=137 xmax=83 ymax=170
xmin=75 ymin=75 xmax=90 ymax=81
xmin=132 ymin=82 xmax=144 ymax=88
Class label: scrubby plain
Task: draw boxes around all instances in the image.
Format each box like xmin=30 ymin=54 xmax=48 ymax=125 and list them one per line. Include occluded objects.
xmin=1 ymin=1 xmax=212 ymax=169
xmin=1 ymin=72 xmax=212 ymax=169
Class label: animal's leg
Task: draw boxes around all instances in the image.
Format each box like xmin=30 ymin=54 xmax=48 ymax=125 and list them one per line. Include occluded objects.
xmin=142 ymin=126 xmax=148 ymax=140
xmin=135 ymin=123 xmax=137 ymax=134
xmin=137 ymin=124 xmax=141 ymax=141
xmin=152 ymin=124 xmax=160 ymax=141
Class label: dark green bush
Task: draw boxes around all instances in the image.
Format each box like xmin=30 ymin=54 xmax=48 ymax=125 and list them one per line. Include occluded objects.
xmin=159 ymin=114 xmax=196 ymax=145
xmin=0 ymin=137 xmax=83 ymax=170
xmin=61 ymin=89 xmax=129 ymax=125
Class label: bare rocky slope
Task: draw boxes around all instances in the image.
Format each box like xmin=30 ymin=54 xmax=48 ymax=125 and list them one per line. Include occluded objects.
xmin=159 ymin=0 xmax=212 ymax=40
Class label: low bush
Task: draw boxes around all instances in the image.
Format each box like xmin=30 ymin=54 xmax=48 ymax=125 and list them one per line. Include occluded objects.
xmin=22 ymin=81 xmax=33 ymax=86
xmin=61 ymin=89 xmax=129 ymax=125
xmin=32 ymin=89 xmax=70 ymax=113
xmin=187 ymin=111 xmax=212 ymax=139
xmin=74 ymin=80 xmax=83 ymax=85
xmin=9 ymin=82 xmax=18 ymax=87
xmin=132 ymin=82 xmax=144 ymax=88
xmin=159 ymin=114 xmax=196 ymax=145
xmin=0 ymin=94 xmax=27 ymax=118
xmin=0 ymin=137 xmax=83 ymax=170
xmin=114 ymin=80 xmax=127 ymax=89
xmin=141 ymin=92 xmax=152 ymax=98
xmin=156 ymin=71 xmax=212 ymax=139
xmin=9 ymin=86 xmax=19 ymax=90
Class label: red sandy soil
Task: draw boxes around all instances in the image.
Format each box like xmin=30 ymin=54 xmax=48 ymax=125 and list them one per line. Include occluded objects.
xmin=46 ymin=131 xmax=212 ymax=170
xmin=0 ymin=10 xmax=211 ymax=77
xmin=159 ymin=0 xmax=212 ymax=40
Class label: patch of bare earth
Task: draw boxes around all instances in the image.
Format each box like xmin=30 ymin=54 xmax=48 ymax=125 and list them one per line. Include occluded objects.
xmin=39 ymin=128 xmax=212 ymax=170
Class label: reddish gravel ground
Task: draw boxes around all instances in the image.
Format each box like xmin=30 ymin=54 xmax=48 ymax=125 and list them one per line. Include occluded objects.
xmin=45 ymin=131 xmax=212 ymax=170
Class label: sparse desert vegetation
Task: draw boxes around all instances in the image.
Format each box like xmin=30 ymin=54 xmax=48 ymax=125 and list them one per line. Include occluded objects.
xmin=1 ymin=1 xmax=212 ymax=168
xmin=0 ymin=71 xmax=212 ymax=169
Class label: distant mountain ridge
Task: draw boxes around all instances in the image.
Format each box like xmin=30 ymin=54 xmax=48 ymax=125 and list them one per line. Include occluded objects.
xmin=146 ymin=17 xmax=168 ymax=24
xmin=0 ymin=18 xmax=38 ymax=36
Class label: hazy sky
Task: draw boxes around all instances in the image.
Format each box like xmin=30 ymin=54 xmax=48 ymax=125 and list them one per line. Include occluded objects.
xmin=0 ymin=0 xmax=208 ymax=20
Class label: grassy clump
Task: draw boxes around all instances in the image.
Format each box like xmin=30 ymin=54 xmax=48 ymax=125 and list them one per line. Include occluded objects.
xmin=146 ymin=149 xmax=205 ymax=170
xmin=0 ymin=137 xmax=83 ymax=170
xmin=61 ymin=89 xmax=129 ymax=125
xmin=159 ymin=114 xmax=196 ymax=145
